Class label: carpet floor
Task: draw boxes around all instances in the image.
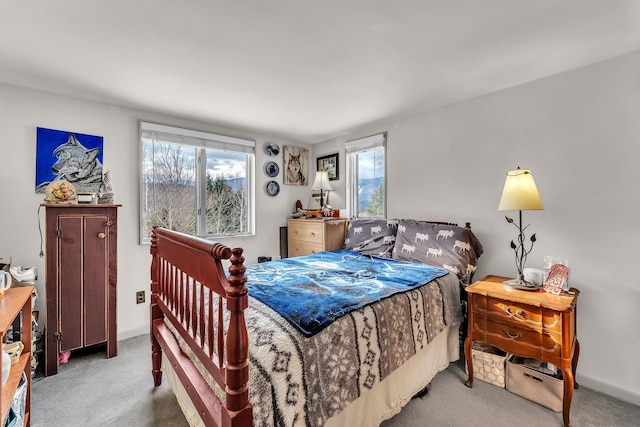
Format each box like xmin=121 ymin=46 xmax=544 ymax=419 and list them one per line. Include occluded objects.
xmin=31 ymin=334 xmax=639 ymax=426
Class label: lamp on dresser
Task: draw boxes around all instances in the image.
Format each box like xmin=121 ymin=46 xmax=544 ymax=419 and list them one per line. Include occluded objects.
xmin=311 ymin=170 xmax=333 ymax=209
xmin=498 ymin=167 xmax=544 ymax=289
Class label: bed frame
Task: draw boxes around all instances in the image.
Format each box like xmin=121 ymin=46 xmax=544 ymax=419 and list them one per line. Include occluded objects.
xmin=150 ymin=221 xmax=474 ymax=426
xmin=150 ymin=226 xmax=252 ymax=426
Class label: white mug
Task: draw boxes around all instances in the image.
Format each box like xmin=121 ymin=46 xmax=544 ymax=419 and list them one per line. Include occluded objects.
xmin=0 ymin=271 xmax=12 ymax=295
xmin=523 ymin=268 xmax=544 ymax=285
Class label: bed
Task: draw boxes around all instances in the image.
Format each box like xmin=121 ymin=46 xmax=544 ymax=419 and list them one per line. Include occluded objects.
xmin=150 ymin=218 xmax=483 ymax=426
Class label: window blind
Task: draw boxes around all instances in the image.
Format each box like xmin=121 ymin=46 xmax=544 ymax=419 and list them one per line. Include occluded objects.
xmin=140 ymin=121 xmax=255 ymax=154
xmin=345 ymin=133 xmax=386 ymax=154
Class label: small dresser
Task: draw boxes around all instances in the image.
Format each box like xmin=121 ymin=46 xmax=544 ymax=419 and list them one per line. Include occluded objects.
xmin=287 ymin=218 xmax=347 ymax=257
xmin=464 ymin=275 xmax=579 ymax=427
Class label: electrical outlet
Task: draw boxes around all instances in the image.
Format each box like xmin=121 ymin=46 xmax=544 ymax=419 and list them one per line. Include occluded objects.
xmin=136 ymin=290 xmax=145 ymax=304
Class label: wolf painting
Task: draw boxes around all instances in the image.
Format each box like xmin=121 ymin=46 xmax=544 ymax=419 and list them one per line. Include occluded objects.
xmin=36 ymin=128 xmax=104 ymax=193
xmin=283 ymin=146 xmax=308 ymax=186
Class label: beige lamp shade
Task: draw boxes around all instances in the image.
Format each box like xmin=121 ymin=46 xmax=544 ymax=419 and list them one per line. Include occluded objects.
xmin=498 ymin=169 xmax=544 ymax=211
xmin=311 ymin=171 xmax=333 ymax=191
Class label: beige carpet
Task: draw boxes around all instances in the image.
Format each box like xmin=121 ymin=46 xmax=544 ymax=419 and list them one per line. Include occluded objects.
xmin=31 ymin=334 xmax=639 ymax=426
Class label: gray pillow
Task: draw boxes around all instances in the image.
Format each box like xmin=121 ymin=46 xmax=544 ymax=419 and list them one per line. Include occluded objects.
xmin=392 ymin=219 xmax=483 ymax=284
xmin=344 ymin=218 xmax=399 ymax=257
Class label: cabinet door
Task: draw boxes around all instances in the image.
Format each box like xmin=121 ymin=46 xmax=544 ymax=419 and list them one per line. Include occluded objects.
xmin=58 ymin=214 xmax=109 ymax=352
xmin=58 ymin=216 xmax=84 ymax=352
xmin=83 ymin=216 xmax=108 ymax=346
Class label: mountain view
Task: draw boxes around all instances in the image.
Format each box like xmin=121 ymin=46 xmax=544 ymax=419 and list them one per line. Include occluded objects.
xmin=358 ymin=177 xmax=384 ymax=212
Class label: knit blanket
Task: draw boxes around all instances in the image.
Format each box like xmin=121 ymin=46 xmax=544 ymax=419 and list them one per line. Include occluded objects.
xmin=245 ymin=250 xmax=450 ymax=337
xmin=166 ymin=260 xmax=462 ymax=427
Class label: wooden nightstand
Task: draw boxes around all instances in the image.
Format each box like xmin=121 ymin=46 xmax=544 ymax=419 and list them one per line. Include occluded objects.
xmin=287 ymin=218 xmax=347 ymax=257
xmin=464 ymin=275 xmax=579 ymax=427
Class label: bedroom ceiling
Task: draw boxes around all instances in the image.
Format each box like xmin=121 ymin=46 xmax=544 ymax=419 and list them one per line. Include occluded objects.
xmin=1 ymin=1 xmax=640 ymax=143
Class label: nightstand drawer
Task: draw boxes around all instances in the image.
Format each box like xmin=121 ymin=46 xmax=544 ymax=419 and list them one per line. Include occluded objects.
xmin=288 ymin=221 xmax=324 ymax=242
xmin=475 ymin=297 xmax=563 ymax=335
xmin=472 ymin=316 xmax=561 ymax=358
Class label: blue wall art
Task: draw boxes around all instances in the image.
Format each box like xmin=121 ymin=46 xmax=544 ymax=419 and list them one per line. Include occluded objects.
xmin=35 ymin=127 xmax=104 ymax=193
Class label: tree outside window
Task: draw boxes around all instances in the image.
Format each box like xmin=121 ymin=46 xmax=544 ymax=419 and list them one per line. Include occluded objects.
xmin=140 ymin=122 xmax=254 ymax=243
xmin=346 ymin=134 xmax=386 ymax=218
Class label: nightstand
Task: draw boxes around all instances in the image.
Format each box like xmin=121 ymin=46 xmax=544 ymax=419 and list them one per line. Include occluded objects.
xmin=464 ymin=275 xmax=579 ymax=427
xmin=287 ymin=218 xmax=347 ymax=257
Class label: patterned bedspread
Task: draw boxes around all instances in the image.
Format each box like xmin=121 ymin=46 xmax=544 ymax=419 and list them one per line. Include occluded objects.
xmin=167 ymin=255 xmax=463 ymax=427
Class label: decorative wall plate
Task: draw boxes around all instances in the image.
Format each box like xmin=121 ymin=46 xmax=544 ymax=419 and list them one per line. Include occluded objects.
xmin=266 ymin=180 xmax=280 ymax=196
xmin=264 ymin=142 xmax=280 ymax=156
xmin=265 ymin=161 xmax=279 ymax=177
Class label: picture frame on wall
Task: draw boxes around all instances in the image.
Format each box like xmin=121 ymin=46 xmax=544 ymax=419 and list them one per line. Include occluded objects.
xmin=316 ymin=153 xmax=339 ymax=181
xmin=283 ymin=145 xmax=309 ymax=185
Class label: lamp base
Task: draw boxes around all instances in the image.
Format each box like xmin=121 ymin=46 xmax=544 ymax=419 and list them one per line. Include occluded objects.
xmin=502 ymin=277 xmax=541 ymax=291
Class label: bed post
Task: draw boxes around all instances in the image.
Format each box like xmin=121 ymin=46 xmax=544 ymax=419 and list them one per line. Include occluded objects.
xmin=150 ymin=227 xmax=163 ymax=387
xmin=224 ymin=246 xmax=252 ymax=424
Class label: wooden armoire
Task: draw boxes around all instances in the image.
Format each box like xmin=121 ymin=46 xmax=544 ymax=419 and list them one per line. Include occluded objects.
xmin=43 ymin=204 xmax=120 ymax=376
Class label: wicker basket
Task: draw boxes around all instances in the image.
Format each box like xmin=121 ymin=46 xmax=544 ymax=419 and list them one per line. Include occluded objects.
xmin=465 ymin=343 xmax=508 ymax=388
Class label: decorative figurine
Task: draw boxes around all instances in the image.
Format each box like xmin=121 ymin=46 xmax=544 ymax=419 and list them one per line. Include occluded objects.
xmin=98 ymin=170 xmax=114 ymax=204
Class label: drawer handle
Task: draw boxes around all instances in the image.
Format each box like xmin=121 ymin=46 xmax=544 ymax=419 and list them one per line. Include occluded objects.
xmin=97 ymin=232 xmax=106 ymax=239
xmin=503 ymin=305 xmax=527 ymax=319
xmin=503 ymin=328 xmax=522 ymax=339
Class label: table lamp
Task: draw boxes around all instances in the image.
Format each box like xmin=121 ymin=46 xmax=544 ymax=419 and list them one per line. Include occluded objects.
xmin=498 ymin=167 xmax=544 ymax=288
xmin=311 ymin=171 xmax=333 ymax=209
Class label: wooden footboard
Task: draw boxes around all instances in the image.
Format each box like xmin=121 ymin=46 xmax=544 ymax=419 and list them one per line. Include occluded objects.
xmin=150 ymin=227 xmax=252 ymax=427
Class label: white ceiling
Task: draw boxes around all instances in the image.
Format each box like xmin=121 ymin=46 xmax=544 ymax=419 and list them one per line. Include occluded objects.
xmin=2 ymin=1 xmax=640 ymax=143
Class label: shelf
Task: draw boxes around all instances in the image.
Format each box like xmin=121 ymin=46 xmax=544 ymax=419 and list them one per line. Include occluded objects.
xmin=1 ymin=353 xmax=29 ymax=412
xmin=0 ymin=286 xmax=33 ymax=426
xmin=0 ymin=287 xmax=32 ymax=331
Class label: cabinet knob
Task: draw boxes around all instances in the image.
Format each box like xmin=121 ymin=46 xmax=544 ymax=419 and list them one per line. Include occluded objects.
xmin=98 ymin=232 xmax=106 ymax=239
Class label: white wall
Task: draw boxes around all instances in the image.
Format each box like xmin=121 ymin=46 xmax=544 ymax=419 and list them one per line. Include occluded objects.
xmin=2 ymin=50 xmax=639 ymax=405
xmin=315 ymin=51 xmax=640 ymax=404
xmin=0 ymin=83 xmax=311 ymax=340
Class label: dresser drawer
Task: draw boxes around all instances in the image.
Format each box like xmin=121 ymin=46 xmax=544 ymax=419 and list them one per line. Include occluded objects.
xmin=288 ymin=241 xmax=324 ymax=257
xmin=473 ymin=296 xmax=562 ymax=335
xmin=288 ymin=221 xmax=324 ymax=243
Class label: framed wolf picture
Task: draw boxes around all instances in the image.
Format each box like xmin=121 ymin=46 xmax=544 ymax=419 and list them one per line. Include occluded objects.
xmin=283 ymin=145 xmax=309 ymax=186
xmin=35 ymin=127 xmax=104 ymax=193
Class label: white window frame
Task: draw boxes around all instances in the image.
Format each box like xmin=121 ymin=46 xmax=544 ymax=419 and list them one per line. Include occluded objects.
xmin=139 ymin=121 xmax=255 ymax=244
xmin=345 ymin=132 xmax=386 ymax=218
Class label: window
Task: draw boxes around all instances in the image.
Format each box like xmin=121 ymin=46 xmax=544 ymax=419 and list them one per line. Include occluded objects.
xmin=140 ymin=122 xmax=255 ymax=243
xmin=345 ymin=133 xmax=386 ymax=218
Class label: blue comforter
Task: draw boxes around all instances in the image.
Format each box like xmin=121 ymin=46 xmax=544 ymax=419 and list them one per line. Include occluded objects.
xmin=245 ymin=249 xmax=449 ymax=337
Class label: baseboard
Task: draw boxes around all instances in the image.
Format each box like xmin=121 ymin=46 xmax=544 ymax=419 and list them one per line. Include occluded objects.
xmin=118 ymin=325 xmax=148 ymax=341
xmin=578 ymin=373 xmax=640 ymax=406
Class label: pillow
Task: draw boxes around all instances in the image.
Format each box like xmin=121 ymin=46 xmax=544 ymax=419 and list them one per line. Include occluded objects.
xmin=392 ymin=219 xmax=483 ymax=284
xmin=344 ymin=218 xmax=399 ymax=257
